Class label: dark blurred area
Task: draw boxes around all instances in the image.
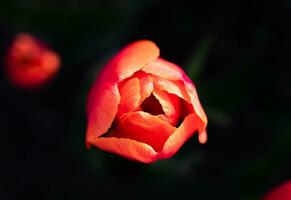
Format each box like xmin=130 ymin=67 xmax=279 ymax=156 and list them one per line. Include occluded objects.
xmin=0 ymin=0 xmax=291 ymax=199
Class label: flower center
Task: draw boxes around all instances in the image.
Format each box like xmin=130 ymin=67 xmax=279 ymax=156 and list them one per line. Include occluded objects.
xmin=140 ymin=94 xmax=165 ymax=115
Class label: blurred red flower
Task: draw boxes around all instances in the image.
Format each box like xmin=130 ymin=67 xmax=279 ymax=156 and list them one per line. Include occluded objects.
xmin=86 ymin=40 xmax=207 ymax=163
xmin=264 ymin=181 xmax=291 ymax=200
xmin=5 ymin=33 xmax=60 ymax=89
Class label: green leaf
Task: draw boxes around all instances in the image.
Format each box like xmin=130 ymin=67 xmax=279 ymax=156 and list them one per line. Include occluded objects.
xmin=185 ymin=34 xmax=214 ymax=79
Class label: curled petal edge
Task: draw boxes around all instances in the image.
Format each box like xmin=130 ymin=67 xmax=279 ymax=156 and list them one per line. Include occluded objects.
xmin=86 ymin=40 xmax=160 ymax=145
xmin=161 ymin=113 xmax=206 ymax=158
xmin=88 ymin=137 xmax=159 ymax=163
xmin=87 ymin=113 xmax=206 ymax=163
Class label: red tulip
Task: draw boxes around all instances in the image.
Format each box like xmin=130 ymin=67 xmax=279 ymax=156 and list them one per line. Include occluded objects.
xmin=86 ymin=40 xmax=208 ymax=163
xmin=5 ymin=33 xmax=60 ymax=89
xmin=264 ymin=181 xmax=291 ymax=200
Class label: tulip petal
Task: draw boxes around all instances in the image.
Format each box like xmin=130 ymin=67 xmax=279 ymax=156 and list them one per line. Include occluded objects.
xmin=86 ymin=40 xmax=159 ymax=146
xmin=139 ymin=75 xmax=154 ymax=103
xmin=153 ymin=76 xmax=191 ymax=103
xmin=106 ymin=40 xmax=160 ymax=81
xmin=86 ymin=84 xmax=120 ymax=147
xmin=142 ymin=58 xmax=207 ymax=133
xmin=115 ymin=111 xmax=176 ymax=152
xmin=41 ymin=51 xmax=60 ymax=74
xmin=90 ymin=137 xmax=158 ymax=163
xmin=161 ymin=113 xmax=204 ymax=158
xmin=152 ymin=89 xmax=180 ymax=125
xmin=264 ymin=181 xmax=291 ymax=200
xmin=5 ymin=33 xmax=60 ymax=89
xmin=183 ymin=77 xmax=208 ymax=130
xmin=198 ymin=130 xmax=208 ymax=144
xmin=118 ymin=77 xmax=141 ymax=115
xmin=142 ymin=58 xmax=184 ymax=80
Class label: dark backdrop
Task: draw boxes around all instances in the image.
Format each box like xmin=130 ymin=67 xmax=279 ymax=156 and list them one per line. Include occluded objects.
xmin=0 ymin=0 xmax=290 ymax=199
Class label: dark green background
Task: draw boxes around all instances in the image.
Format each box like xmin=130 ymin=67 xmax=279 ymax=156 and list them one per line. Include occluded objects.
xmin=0 ymin=0 xmax=290 ymax=199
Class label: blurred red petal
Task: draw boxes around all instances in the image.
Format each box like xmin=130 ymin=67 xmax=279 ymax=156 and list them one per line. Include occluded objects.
xmin=5 ymin=33 xmax=60 ymax=89
xmin=41 ymin=51 xmax=60 ymax=74
xmin=198 ymin=130 xmax=208 ymax=144
xmin=264 ymin=181 xmax=291 ymax=200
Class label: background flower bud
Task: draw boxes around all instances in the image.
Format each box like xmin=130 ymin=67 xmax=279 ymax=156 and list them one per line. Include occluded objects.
xmin=5 ymin=33 xmax=60 ymax=89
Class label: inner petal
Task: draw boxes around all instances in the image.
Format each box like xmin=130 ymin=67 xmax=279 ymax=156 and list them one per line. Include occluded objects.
xmin=152 ymin=89 xmax=181 ymax=126
xmin=139 ymin=75 xmax=154 ymax=103
xmin=113 ymin=111 xmax=176 ymax=152
xmin=117 ymin=77 xmax=141 ymax=116
xmin=152 ymin=76 xmax=191 ymax=103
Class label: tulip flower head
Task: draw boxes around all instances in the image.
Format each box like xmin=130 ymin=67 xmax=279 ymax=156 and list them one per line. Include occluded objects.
xmin=5 ymin=33 xmax=60 ymax=89
xmin=86 ymin=40 xmax=207 ymax=163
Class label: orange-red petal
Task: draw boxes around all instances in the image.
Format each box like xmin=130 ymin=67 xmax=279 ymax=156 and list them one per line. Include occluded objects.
xmin=41 ymin=51 xmax=60 ymax=75
xmin=153 ymin=76 xmax=191 ymax=103
xmin=115 ymin=111 xmax=176 ymax=152
xmin=118 ymin=77 xmax=141 ymax=115
xmin=89 ymin=137 xmax=158 ymax=163
xmin=92 ymin=113 xmax=204 ymax=163
xmin=86 ymin=40 xmax=160 ymax=147
xmin=105 ymin=40 xmax=160 ymax=81
xmin=198 ymin=130 xmax=208 ymax=144
xmin=139 ymin=75 xmax=154 ymax=103
xmin=152 ymin=89 xmax=180 ymax=125
xmin=183 ymin=77 xmax=208 ymax=131
xmin=160 ymin=113 xmax=204 ymax=158
xmin=264 ymin=181 xmax=291 ymax=200
xmin=142 ymin=58 xmax=184 ymax=80
xmin=142 ymin=57 xmax=207 ymax=138
xmin=86 ymin=84 xmax=120 ymax=147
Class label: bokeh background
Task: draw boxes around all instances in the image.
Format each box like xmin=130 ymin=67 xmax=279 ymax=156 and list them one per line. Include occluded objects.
xmin=1 ymin=0 xmax=291 ymax=199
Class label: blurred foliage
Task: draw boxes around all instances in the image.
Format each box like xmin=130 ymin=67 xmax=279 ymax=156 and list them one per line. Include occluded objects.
xmin=185 ymin=34 xmax=214 ymax=80
xmin=1 ymin=0 xmax=291 ymax=200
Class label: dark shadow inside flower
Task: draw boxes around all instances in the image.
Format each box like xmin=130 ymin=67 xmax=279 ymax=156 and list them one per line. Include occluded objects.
xmin=140 ymin=94 xmax=165 ymax=115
